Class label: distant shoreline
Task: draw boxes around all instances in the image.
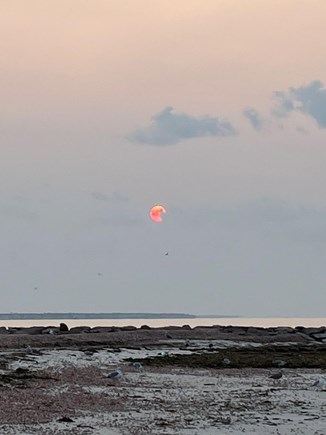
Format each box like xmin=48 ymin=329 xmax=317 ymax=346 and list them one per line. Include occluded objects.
xmin=0 ymin=312 xmax=241 ymax=320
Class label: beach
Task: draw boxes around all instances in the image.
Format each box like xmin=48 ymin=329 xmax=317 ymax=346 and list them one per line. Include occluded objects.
xmin=0 ymin=324 xmax=325 ymax=434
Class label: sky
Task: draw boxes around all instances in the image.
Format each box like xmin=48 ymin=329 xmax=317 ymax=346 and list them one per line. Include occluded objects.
xmin=1 ymin=0 xmax=326 ymax=316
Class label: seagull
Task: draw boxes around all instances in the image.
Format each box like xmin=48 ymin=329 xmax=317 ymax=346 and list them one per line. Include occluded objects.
xmin=131 ymin=362 xmax=143 ymax=370
xmin=313 ymin=376 xmax=326 ymax=389
xmin=107 ymin=368 xmax=123 ymax=381
xmin=222 ymin=358 xmax=231 ymax=366
xmin=165 ymin=252 xmax=169 ymax=256
xmin=158 ymin=351 xmax=169 ymax=356
xmin=269 ymin=371 xmax=283 ymax=380
xmin=25 ymin=345 xmax=42 ymax=356
xmin=25 ymin=345 xmax=35 ymax=355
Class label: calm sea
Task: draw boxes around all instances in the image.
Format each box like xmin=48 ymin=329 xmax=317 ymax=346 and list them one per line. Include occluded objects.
xmin=0 ymin=317 xmax=326 ymax=329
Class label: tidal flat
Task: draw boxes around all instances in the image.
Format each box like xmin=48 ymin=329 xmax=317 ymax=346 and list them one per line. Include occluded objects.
xmin=0 ymin=325 xmax=325 ymax=434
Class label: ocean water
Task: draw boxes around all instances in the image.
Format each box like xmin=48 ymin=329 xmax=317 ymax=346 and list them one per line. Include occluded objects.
xmin=0 ymin=317 xmax=326 ymax=329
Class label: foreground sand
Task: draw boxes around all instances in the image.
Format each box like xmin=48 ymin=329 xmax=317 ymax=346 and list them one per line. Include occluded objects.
xmin=0 ymin=341 xmax=325 ymax=435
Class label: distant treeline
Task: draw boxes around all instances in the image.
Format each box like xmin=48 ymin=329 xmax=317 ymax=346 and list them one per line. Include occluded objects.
xmin=0 ymin=312 xmax=197 ymax=320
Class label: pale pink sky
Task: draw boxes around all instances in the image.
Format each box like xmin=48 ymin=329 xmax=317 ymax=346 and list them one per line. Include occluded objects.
xmin=1 ymin=0 xmax=326 ymax=123
xmin=0 ymin=1 xmax=326 ymax=315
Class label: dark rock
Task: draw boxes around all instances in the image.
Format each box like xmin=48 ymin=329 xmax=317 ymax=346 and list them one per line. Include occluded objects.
xmin=237 ymin=330 xmax=247 ymax=336
xmin=15 ymin=367 xmax=29 ymax=374
xmin=182 ymin=324 xmax=192 ymax=330
xmin=59 ymin=323 xmax=69 ymax=332
xmin=12 ymin=327 xmax=46 ymax=335
xmin=311 ymin=332 xmax=326 ymax=341
xmin=69 ymin=326 xmax=91 ymax=334
xmin=0 ymin=327 xmax=8 ymax=335
xmin=120 ymin=325 xmax=137 ymax=331
xmin=58 ymin=417 xmax=74 ymax=423
xmin=269 ymin=371 xmax=283 ymax=380
xmin=140 ymin=325 xmax=151 ymax=329
xmin=295 ymin=332 xmax=315 ymax=342
xmin=304 ymin=327 xmax=326 ymax=336
xmin=272 ymin=327 xmax=295 ymax=334
xmin=230 ymin=327 xmax=247 ymax=334
xmin=222 ymin=326 xmax=235 ymax=333
xmin=246 ymin=327 xmax=269 ymax=336
xmin=107 ymin=348 xmax=121 ymax=353
xmin=7 ymin=328 xmax=19 ymax=334
xmin=91 ymin=326 xmax=120 ymax=333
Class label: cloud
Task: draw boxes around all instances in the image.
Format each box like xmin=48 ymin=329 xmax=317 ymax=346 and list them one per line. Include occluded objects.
xmin=91 ymin=191 xmax=129 ymax=202
xmin=128 ymin=106 xmax=237 ymax=145
xmin=243 ymin=107 xmax=265 ymax=131
xmin=273 ymin=80 xmax=326 ymax=127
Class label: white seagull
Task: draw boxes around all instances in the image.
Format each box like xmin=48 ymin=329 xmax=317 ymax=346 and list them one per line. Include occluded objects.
xmin=313 ymin=376 xmax=326 ymax=389
xmin=107 ymin=368 xmax=123 ymax=381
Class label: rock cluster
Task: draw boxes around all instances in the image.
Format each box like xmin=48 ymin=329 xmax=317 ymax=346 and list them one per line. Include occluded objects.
xmin=0 ymin=324 xmax=324 ymax=343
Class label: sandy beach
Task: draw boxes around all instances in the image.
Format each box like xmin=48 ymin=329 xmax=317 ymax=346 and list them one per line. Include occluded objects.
xmin=0 ymin=326 xmax=325 ymax=434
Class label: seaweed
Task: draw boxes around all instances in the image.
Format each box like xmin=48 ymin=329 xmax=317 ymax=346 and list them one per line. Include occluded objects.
xmin=125 ymin=345 xmax=326 ymax=369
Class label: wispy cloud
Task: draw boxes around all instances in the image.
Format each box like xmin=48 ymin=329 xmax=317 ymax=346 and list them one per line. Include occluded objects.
xmin=128 ymin=106 xmax=237 ymax=146
xmin=243 ymin=107 xmax=265 ymax=131
xmin=273 ymin=80 xmax=326 ymax=127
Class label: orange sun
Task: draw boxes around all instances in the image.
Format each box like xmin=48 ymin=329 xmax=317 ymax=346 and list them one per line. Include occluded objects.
xmin=150 ymin=205 xmax=166 ymax=223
